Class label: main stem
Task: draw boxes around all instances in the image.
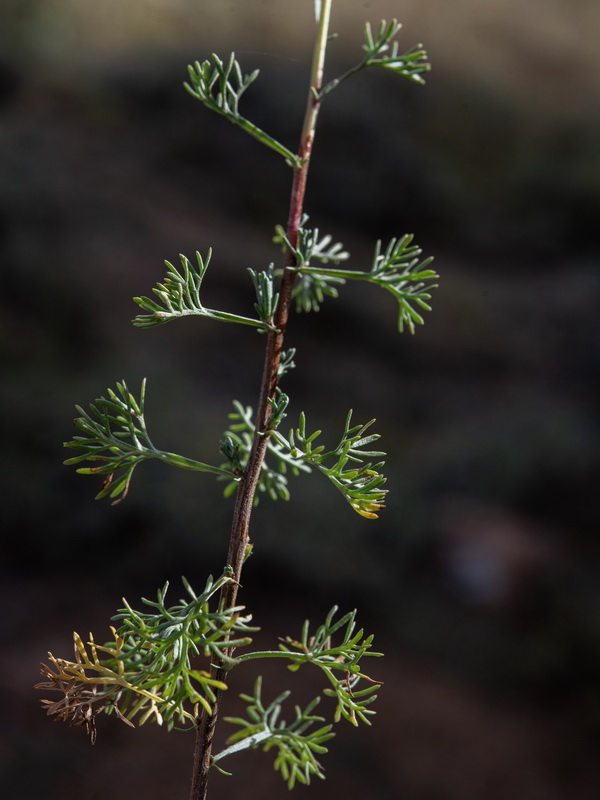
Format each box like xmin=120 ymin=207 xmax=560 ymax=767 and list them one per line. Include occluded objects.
xmin=188 ymin=4 xmax=333 ymax=799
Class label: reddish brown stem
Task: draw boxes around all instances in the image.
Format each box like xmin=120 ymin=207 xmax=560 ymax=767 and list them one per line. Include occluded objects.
xmin=188 ymin=10 xmax=330 ymax=800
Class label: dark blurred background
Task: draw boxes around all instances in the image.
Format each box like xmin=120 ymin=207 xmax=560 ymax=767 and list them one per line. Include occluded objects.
xmin=2 ymin=1 xmax=600 ymax=798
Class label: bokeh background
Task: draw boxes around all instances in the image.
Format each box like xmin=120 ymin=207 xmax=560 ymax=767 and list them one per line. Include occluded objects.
xmin=2 ymin=1 xmax=600 ymax=798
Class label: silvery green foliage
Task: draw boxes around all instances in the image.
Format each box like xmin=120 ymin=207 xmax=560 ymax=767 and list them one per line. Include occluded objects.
xmin=274 ymin=219 xmax=348 ymax=312
xmin=362 ymin=19 xmax=430 ymax=82
xmin=219 ymin=399 xmax=311 ymax=504
xmin=275 ymin=222 xmax=437 ymax=330
xmin=289 ymin=229 xmax=439 ymax=333
xmin=36 ymin=573 xmax=255 ymax=734
xmin=319 ymin=18 xmax=431 ymax=99
xmin=271 ymin=410 xmax=388 ymax=518
xmin=214 ymin=606 xmax=382 ymax=785
xmin=219 ymin=398 xmax=388 ymax=518
xmin=184 ymin=54 xmax=300 ymax=166
xmin=42 ymin=7 xmax=437 ymax=790
xmin=38 ymin=574 xmax=380 ymax=790
xmin=133 ymin=250 xmax=275 ymax=332
xmin=63 ymin=380 xmax=233 ymax=503
xmin=248 ymin=264 xmax=279 ymax=323
xmin=217 ymin=678 xmax=334 ymax=788
xmin=269 ymin=605 xmax=383 ymax=726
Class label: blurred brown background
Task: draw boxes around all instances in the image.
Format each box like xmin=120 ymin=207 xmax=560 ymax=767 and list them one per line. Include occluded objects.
xmin=2 ymin=1 xmax=600 ymax=798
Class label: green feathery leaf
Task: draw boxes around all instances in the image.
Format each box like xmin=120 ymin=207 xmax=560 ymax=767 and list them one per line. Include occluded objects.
xmin=185 ymin=53 xmax=301 ymax=166
xmin=363 ymin=19 xmax=430 ymax=82
xmin=292 ymin=233 xmax=438 ymax=333
xmin=64 ymin=379 xmax=233 ymax=503
xmin=274 ymin=218 xmax=348 ymax=313
xmin=220 ymin=400 xmax=388 ymax=517
xmin=277 ymin=348 xmax=297 ymax=379
xmin=219 ymin=398 xmax=311 ymax=503
xmin=319 ymin=18 xmax=430 ymax=99
xmin=277 ymin=607 xmax=382 ymax=726
xmin=217 ymin=677 xmax=335 ymax=788
xmin=133 ymin=250 xmax=276 ymax=332
xmin=36 ymin=573 xmax=257 ymax=738
xmin=234 ymin=607 xmax=383 ymax=727
xmin=271 ymin=410 xmax=388 ymax=518
xmin=248 ymin=264 xmax=279 ymax=324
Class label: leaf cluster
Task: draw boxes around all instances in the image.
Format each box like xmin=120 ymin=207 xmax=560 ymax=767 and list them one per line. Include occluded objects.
xmin=212 ymin=606 xmax=381 ymax=785
xmin=110 ymin=575 xmax=257 ymax=720
xmin=290 ymin=230 xmax=438 ymax=333
xmin=275 ymin=606 xmax=382 ymax=725
xmin=219 ymin=398 xmax=387 ymax=518
xmin=273 ymin=219 xmax=348 ymax=313
xmin=38 ymin=576 xmax=382 ymax=786
xmin=364 ymin=235 xmax=438 ymax=333
xmin=319 ymin=18 xmax=430 ymax=99
xmin=362 ymin=19 xmax=430 ymax=82
xmin=277 ymin=347 xmax=297 ymax=379
xmin=234 ymin=607 xmax=382 ymax=726
xmin=63 ymin=379 xmax=153 ymax=502
xmin=36 ymin=574 xmax=256 ymax=739
xmin=184 ymin=53 xmax=300 ymax=166
xmin=248 ymin=264 xmax=279 ymax=324
xmin=217 ymin=677 xmax=334 ymax=789
xmin=133 ymin=250 xmax=275 ymax=332
xmin=271 ymin=410 xmax=388 ymax=518
xmin=219 ymin=398 xmax=311 ymax=503
xmin=64 ymin=380 xmax=232 ymax=503
xmin=36 ymin=631 xmax=140 ymax=744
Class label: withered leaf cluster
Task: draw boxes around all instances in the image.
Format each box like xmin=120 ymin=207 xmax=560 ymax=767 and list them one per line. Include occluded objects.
xmin=35 ymin=660 xmax=133 ymax=744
